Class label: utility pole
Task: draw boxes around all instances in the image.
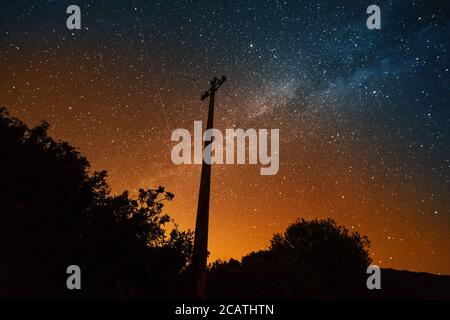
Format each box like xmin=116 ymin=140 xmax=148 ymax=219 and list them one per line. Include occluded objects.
xmin=192 ymin=76 xmax=226 ymax=300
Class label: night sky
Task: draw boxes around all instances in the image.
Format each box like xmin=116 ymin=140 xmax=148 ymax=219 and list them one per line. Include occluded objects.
xmin=1 ymin=0 xmax=449 ymax=274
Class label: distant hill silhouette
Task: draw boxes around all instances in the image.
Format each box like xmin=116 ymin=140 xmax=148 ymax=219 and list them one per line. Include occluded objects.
xmin=367 ymin=269 xmax=450 ymax=299
xmin=0 ymin=106 xmax=448 ymax=300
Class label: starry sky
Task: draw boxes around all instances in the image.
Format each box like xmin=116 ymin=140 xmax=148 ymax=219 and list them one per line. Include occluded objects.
xmin=1 ymin=0 xmax=449 ymax=274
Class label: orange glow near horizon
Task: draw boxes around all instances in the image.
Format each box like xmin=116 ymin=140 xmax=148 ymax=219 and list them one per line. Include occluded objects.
xmin=1 ymin=36 xmax=449 ymax=276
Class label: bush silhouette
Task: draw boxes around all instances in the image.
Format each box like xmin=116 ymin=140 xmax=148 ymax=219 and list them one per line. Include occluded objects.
xmin=0 ymin=107 xmax=193 ymax=299
xmin=208 ymin=218 xmax=371 ymax=299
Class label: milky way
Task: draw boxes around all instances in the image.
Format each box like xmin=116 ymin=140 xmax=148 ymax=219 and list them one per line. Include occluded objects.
xmin=1 ymin=0 xmax=449 ymax=274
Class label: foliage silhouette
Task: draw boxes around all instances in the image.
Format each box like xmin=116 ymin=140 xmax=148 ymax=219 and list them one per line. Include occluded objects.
xmin=208 ymin=218 xmax=372 ymax=299
xmin=0 ymin=107 xmax=193 ymax=299
xmin=1 ymin=107 xmax=448 ymax=299
xmin=11 ymin=106 xmax=448 ymax=300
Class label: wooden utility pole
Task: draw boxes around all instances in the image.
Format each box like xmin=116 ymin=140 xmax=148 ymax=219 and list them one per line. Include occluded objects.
xmin=192 ymin=76 xmax=226 ymax=300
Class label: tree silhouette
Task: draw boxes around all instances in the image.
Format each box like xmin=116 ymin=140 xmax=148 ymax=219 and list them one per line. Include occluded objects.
xmin=0 ymin=107 xmax=193 ymax=299
xmin=208 ymin=218 xmax=371 ymax=299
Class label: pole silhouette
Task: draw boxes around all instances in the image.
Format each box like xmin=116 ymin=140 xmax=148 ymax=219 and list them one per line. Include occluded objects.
xmin=192 ymin=76 xmax=226 ymax=300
